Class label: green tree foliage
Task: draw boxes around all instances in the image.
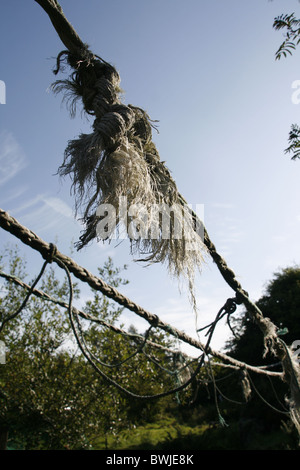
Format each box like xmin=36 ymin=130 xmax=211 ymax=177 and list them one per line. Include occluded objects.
xmin=274 ymin=13 xmax=300 ymax=60
xmin=0 ymin=246 xmax=178 ymax=449
xmin=274 ymin=12 xmax=300 ymax=160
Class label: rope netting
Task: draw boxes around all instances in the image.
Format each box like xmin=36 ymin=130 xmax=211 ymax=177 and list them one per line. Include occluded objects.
xmin=0 ymin=208 xmax=298 ymax=429
xmin=0 ymin=0 xmax=299 ymax=434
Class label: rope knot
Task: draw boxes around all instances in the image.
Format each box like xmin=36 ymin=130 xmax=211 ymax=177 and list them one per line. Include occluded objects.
xmin=45 ymin=243 xmax=57 ymax=263
xmin=224 ymin=298 xmax=237 ymax=315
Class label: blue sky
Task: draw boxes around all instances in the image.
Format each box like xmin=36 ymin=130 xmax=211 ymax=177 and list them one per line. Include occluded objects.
xmin=1 ymin=0 xmax=300 ymax=355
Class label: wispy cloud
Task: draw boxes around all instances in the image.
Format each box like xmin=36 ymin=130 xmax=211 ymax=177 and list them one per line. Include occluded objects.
xmin=10 ymin=194 xmax=48 ymax=215
xmin=1 ymin=185 xmax=29 ymax=205
xmin=6 ymin=191 xmax=79 ymax=239
xmin=18 ymin=195 xmax=78 ymax=235
xmin=42 ymin=197 xmax=74 ymax=220
xmin=0 ymin=131 xmax=27 ymax=187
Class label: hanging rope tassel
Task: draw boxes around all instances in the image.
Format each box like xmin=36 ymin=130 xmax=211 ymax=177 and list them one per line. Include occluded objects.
xmin=51 ymin=48 xmax=207 ymax=308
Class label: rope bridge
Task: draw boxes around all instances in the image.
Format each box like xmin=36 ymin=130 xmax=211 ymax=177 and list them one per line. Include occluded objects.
xmin=0 ymin=0 xmax=299 ymax=433
xmin=0 ymin=208 xmax=296 ymax=422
